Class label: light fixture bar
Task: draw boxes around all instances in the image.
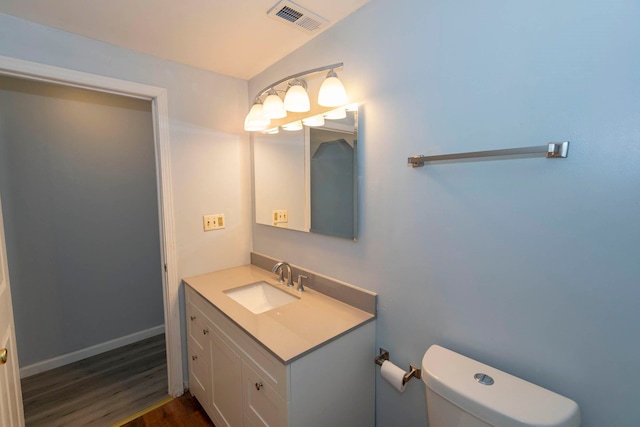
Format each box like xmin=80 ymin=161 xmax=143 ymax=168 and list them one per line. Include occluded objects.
xmin=252 ymin=62 xmax=343 ymax=101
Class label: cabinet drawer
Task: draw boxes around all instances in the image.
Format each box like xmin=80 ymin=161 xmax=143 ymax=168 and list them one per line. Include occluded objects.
xmin=187 ymin=337 xmax=209 ymax=408
xmin=242 ymin=361 xmax=288 ymax=427
xmin=187 ymin=302 xmax=211 ymax=349
xmin=187 ymin=287 xmax=216 ymax=323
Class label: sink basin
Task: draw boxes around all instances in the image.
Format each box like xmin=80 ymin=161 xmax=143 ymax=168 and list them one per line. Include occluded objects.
xmin=224 ymin=281 xmax=299 ymax=314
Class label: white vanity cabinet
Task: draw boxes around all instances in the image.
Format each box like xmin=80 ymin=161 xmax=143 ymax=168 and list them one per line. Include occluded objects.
xmin=185 ymin=285 xmax=375 ymax=427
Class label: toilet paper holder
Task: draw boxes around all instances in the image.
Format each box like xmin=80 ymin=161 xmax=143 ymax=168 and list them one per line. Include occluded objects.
xmin=375 ymin=348 xmax=422 ymax=385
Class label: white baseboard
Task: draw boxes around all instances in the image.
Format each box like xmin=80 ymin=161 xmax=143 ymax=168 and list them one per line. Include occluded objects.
xmin=20 ymin=325 xmax=165 ymax=379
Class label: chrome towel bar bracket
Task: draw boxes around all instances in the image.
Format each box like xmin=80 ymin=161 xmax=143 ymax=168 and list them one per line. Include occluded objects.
xmin=408 ymin=141 xmax=569 ymax=168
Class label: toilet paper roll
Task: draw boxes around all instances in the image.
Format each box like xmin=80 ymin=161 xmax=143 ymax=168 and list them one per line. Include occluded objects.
xmin=380 ymin=360 xmax=407 ymax=392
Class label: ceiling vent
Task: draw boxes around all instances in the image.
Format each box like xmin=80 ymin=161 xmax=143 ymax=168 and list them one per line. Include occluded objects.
xmin=267 ymin=0 xmax=329 ymax=33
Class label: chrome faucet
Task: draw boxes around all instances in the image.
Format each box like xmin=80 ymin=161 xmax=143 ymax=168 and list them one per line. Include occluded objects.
xmin=272 ymin=261 xmax=293 ymax=287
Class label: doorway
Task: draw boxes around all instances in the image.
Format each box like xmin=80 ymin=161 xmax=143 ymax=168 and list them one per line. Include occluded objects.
xmin=0 ymin=56 xmax=183 ymax=423
xmin=0 ymin=74 xmax=165 ymax=370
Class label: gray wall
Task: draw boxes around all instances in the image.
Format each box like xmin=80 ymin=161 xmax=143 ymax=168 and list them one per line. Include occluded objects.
xmin=0 ymin=76 xmax=164 ymax=366
xmin=250 ymin=0 xmax=640 ymax=425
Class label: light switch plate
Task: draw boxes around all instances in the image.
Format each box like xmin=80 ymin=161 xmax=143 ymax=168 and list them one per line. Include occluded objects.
xmin=272 ymin=210 xmax=288 ymax=224
xmin=203 ymin=215 xmax=215 ymax=231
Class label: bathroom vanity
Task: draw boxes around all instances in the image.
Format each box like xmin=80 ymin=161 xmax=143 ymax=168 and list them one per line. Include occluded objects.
xmin=183 ymin=264 xmax=375 ymax=427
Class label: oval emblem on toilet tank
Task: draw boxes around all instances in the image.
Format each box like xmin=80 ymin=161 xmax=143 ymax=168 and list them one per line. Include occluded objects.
xmin=474 ymin=373 xmax=494 ymax=385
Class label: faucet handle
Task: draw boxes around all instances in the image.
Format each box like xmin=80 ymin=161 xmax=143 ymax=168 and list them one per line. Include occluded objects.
xmin=296 ymin=274 xmax=308 ymax=292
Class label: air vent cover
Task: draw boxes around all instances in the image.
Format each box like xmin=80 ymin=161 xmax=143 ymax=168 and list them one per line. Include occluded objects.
xmin=267 ymin=0 xmax=329 ymax=33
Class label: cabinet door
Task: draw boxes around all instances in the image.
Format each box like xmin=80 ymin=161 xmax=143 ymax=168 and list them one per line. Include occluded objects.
xmin=242 ymin=361 xmax=288 ymax=427
xmin=210 ymin=330 xmax=243 ymax=427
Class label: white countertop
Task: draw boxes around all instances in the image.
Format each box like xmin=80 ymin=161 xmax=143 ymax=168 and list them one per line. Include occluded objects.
xmin=183 ymin=264 xmax=375 ymax=364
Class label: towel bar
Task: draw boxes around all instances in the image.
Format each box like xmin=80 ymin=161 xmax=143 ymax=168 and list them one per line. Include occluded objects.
xmin=408 ymin=141 xmax=569 ymax=167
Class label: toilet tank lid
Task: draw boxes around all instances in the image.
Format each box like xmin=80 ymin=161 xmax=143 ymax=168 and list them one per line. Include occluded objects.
xmin=421 ymin=345 xmax=581 ymax=427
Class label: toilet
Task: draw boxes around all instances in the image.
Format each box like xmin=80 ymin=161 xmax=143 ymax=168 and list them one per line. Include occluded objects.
xmin=422 ymin=345 xmax=581 ymax=427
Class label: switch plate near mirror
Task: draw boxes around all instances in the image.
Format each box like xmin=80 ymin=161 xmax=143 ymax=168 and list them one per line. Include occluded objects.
xmin=272 ymin=210 xmax=289 ymax=226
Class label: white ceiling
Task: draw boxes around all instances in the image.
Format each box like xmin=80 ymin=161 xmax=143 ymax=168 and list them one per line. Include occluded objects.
xmin=0 ymin=0 xmax=369 ymax=80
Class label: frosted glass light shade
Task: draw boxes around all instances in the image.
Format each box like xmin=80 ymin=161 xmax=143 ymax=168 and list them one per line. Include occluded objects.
xmin=284 ymin=84 xmax=310 ymax=112
xmin=324 ymin=107 xmax=346 ymax=120
xmin=318 ymin=70 xmax=347 ymax=107
xmin=282 ymin=120 xmax=303 ymax=131
xmin=244 ymin=103 xmax=270 ymax=131
xmin=263 ymin=90 xmax=287 ymax=119
xmin=262 ymin=127 xmax=279 ymax=134
xmin=302 ymin=115 xmax=325 ymax=127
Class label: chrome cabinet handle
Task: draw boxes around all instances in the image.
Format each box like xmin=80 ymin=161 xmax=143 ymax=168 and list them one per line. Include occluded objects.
xmin=255 ymin=382 xmax=263 ymax=391
xmin=0 ymin=348 xmax=7 ymax=365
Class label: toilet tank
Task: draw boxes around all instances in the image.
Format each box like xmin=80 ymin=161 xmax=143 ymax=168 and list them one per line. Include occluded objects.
xmin=422 ymin=345 xmax=580 ymax=427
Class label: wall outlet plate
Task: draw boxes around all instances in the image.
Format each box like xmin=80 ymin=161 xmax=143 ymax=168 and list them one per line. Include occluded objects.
xmin=214 ymin=214 xmax=225 ymax=229
xmin=204 ymin=214 xmax=225 ymax=231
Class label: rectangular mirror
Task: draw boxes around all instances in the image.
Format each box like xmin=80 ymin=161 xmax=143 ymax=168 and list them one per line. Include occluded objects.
xmin=253 ymin=108 xmax=358 ymax=240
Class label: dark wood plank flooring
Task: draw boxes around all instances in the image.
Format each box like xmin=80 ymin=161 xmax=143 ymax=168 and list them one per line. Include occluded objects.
xmin=120 ymin=392 xmax=214 ymax=427
xmin=21 ymin=333 xmax=168 ymax=427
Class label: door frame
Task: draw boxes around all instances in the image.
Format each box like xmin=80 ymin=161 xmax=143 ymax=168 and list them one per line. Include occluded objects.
xmin=0 ymin=55 xmax=183 ymax=396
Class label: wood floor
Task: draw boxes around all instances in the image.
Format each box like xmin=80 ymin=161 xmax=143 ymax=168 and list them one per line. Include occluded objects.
xmin=119 ymin=392 xmax=214 ymax=427
xmin=21 ymin=333 xmax=169 ymax=427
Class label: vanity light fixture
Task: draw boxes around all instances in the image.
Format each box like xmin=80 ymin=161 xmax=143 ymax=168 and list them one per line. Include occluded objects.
xmin=302 ymin=114 xmax=325 ymax=127
xmin=244 ymin=100 xmax=271 ymax=131
xmin=318 ymin=69 xmax=347 ymax=107
xmin=263 ymin=89 xmax=287 ymax=119
xmin=283 ymin=79 xmax=311 ymax=112
xmin=281 ymin=120 xmax=303 ymax=131
xmin=262 ymin=127 xmax=280 ymax=134
xmin=244 ymin=62 xmax=347 ymax=132
xmin=323 ymin=107 xmax=347 ymax=120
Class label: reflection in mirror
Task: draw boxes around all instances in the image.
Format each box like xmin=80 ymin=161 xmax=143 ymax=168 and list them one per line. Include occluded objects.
xmin=253 ymin=108 xmax=358 ymax=240
xmin=309 ymin=117 xmax=357 ymax=239
xmin=254 ymin=128 xmax=306 ymax=230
